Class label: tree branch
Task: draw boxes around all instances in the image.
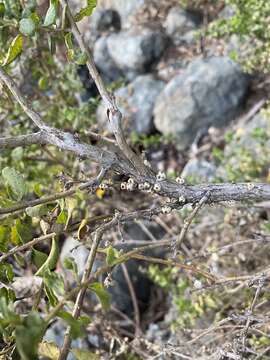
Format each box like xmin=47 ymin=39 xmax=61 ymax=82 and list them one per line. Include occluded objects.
xmin=59 ymin=0 xmax=153 ymax=177
xmin=0 ymin=132 xmax=45 ymax=149
xmin=58 ymin=215 xmax=119 ymax=360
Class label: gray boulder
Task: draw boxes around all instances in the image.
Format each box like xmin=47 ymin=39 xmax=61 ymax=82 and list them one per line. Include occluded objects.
xmin=97 ymin=75 xmax=165 ymax=135
xmin=164 ymin=6 xmax=201 ymax=46
xmin=107 ymin=28 xmax=167 ymax=74
xmin=182 ymin=158 xmax=216 ymax=183
xmin=97 ymin=0 xmax=146 ymax=28
xmin=91 ymin=8 xmax=121 ymax=33
xmin=94 ymin=35 xmax=123 ymax=82
xmin=154 ymin=56 xmax=249 ymax=149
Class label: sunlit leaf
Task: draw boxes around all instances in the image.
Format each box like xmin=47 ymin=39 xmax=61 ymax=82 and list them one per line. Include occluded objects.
xmin=77 ymin=218 xmax=89 ymax=240
xmin=2 ymin=34 xmax=23 ymax=66
xmin=74 ymin=0 xmax=97 ymax=22
xmin=43 ymin=0 xmax=58 ymax=27
xmin=71 ymin=348 xmax=100 ymax=360
xmin=106 ymin=245 xmax=120 ymax=266
xmin=35 ymin=237 xmax=59 ymax=276
xmin=2 ymin=167 xmax=27 ymax=201
xmin=38 ymin=341 xmax=60 ymax=360
xmin=0 ymin=226 xmax=9 ymax=252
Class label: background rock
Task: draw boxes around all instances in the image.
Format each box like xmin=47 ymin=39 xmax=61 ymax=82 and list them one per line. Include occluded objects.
xmin=107 ymin=28 xmax=167 ymax=75
xmin=93 ymin=36 xmax=123 ymax=82
xmin=91 ymin=8 xmax=121 ymax=33
xmin=97 ymin=75 xmax=165 ymax=135
xmin=154 ymin=56 xmax=249 ymax=149
xmin=97 ymin=0 xmax=146 ymax=28
xmin=164 ymin=6 xmax=201 ymax=45
xmin=181 ymin=158 xmax=216 ymax=183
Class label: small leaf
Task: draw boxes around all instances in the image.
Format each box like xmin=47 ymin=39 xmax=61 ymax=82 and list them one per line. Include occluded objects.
xmin=106 ymin=245 xmax=120 ymax=266
xmin=19 ymin=17 xmax=36 ymax=36
xmin=71 ymin=348 xmax=100 ymax=360
xmin=63 ymin=256 xmax=78 ymax=278
xmin=0 ymin=226 xmax=9 ymax=252
xmin=38 ymin=341 xmax=60 ymax=360
xmin=10 ymin=219 xmax=32 ymax=245
xmin=26 ymin=204 xmax=48 ymax=218
xmin=64 ymin=32 xmax=73 ymax=49
xmin=43 ymin=271 xmax=65 ymax=306
xmin=43 ymin=0 xmax=58 ymax=27
xmin=0 ymin=2 xmax=5 ymax=17
xmin=2 ymin=167 xmax=26 ymax=201
xmin=77 ymin=218 xmax=89 ymax=240
xmin=35 ymin=237 xmax=59 ymax=276
xmin=56 ymin=209 xmax=67 ymax=224
xmin=73 ymin=52 xmax=87 ymax=65
xmin=57 ymin=311 xmax=90 ymax=339
xmin=2 ymin=34 xmax=23 ymax=66
xmin=0 ymin=262 xmax=14 ymax=283
xmin=38 ymin=76 xmax=49 ymax=90
xmin=89 ymin=282 xmax=110 ymax=311
xmin=31 ymin=249 xmax=48 ymax=269
xmin=74 ymin=0 xmax=97 ymax=22
xmin=65 ymin=197 xmax=77 ymax=230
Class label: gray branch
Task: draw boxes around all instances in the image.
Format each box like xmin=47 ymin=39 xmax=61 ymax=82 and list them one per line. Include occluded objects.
xmin=0 ymin=132 xmax=45 ymax=149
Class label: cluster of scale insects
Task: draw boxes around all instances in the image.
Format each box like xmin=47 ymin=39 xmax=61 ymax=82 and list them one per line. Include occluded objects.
xmin=99 ymin=171 xmax=188 ymax=214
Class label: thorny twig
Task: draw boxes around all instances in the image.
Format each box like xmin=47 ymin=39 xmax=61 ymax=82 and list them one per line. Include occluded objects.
xmin=173 ymin=191 xmax=210 ymax=256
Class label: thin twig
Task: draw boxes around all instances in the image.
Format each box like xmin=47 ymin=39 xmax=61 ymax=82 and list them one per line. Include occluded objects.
xmin=0 ymin=233 xmax=56 ymax=264
xmin=0 ymin=179 xmax=97 ymax=215
xmin=173 ymin=191 xmax=210 ymax=256
xmin=121 ymin=263 xmax=141 ymax=337
xmin=58 ymin=215 xmax=119 ymax=360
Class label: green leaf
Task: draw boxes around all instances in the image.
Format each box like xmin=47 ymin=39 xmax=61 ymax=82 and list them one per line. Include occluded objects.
xmin=65 ymin=197 xmax=77 ymax=229
xmin=10 ymin=219 xmax=32 ymax=245
xmin=64 ymin=32 xmax=73 ymax=49
xmin=56 ymin=209 xmax=67 ymax=224
xmin=11 ymin=147 xmax=23 ymax=161
xmin=0 ymin=2 xmax=5 ymax=17
xmin=58 ymin=311 xmax=91 ymax=339
xmin=43 ymin=271 xmax=65 ymax=306
xmin=106 ymin=245 xmax=120 ymax=266
xmin=38 ymin=76 xmax=49 ymax=90
xmin=2 ymin=34 xmax=23 ymax=66
xmin=19 ymin=17 xmax=36 ymax=36
xmin=25 ymin=204 xmax=49 ymax=218
xmin=0 ymin=262 xmax=14 ymax=283
xmin=35 ymin=237 xmax=59 ymax=276
xmin=2 ymin=167 xmax=26 ymax=201
xmin=43 ymin=0 xmax=58 ymax=27
xmin=63 ymin=256 xmax=78 ymax=278
xmin=71 ymin=348 xmax=100 ymax=360
xmin=38 ymin=341 xmax=60 ymax=360
xmin=31 ymin=248 xmax=48 ymax=269
xmin=0 ymin=226 xmax=9 ymax=252
xmin=74 ymin=0 xmax=97 ymax=22
xmin=15 ymin=312 xmax=46 ymax=360
xmin=73 ymin=52 xmax=87 ymax=65
xmin=89 ymin=282 xmax=110 ymax=311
